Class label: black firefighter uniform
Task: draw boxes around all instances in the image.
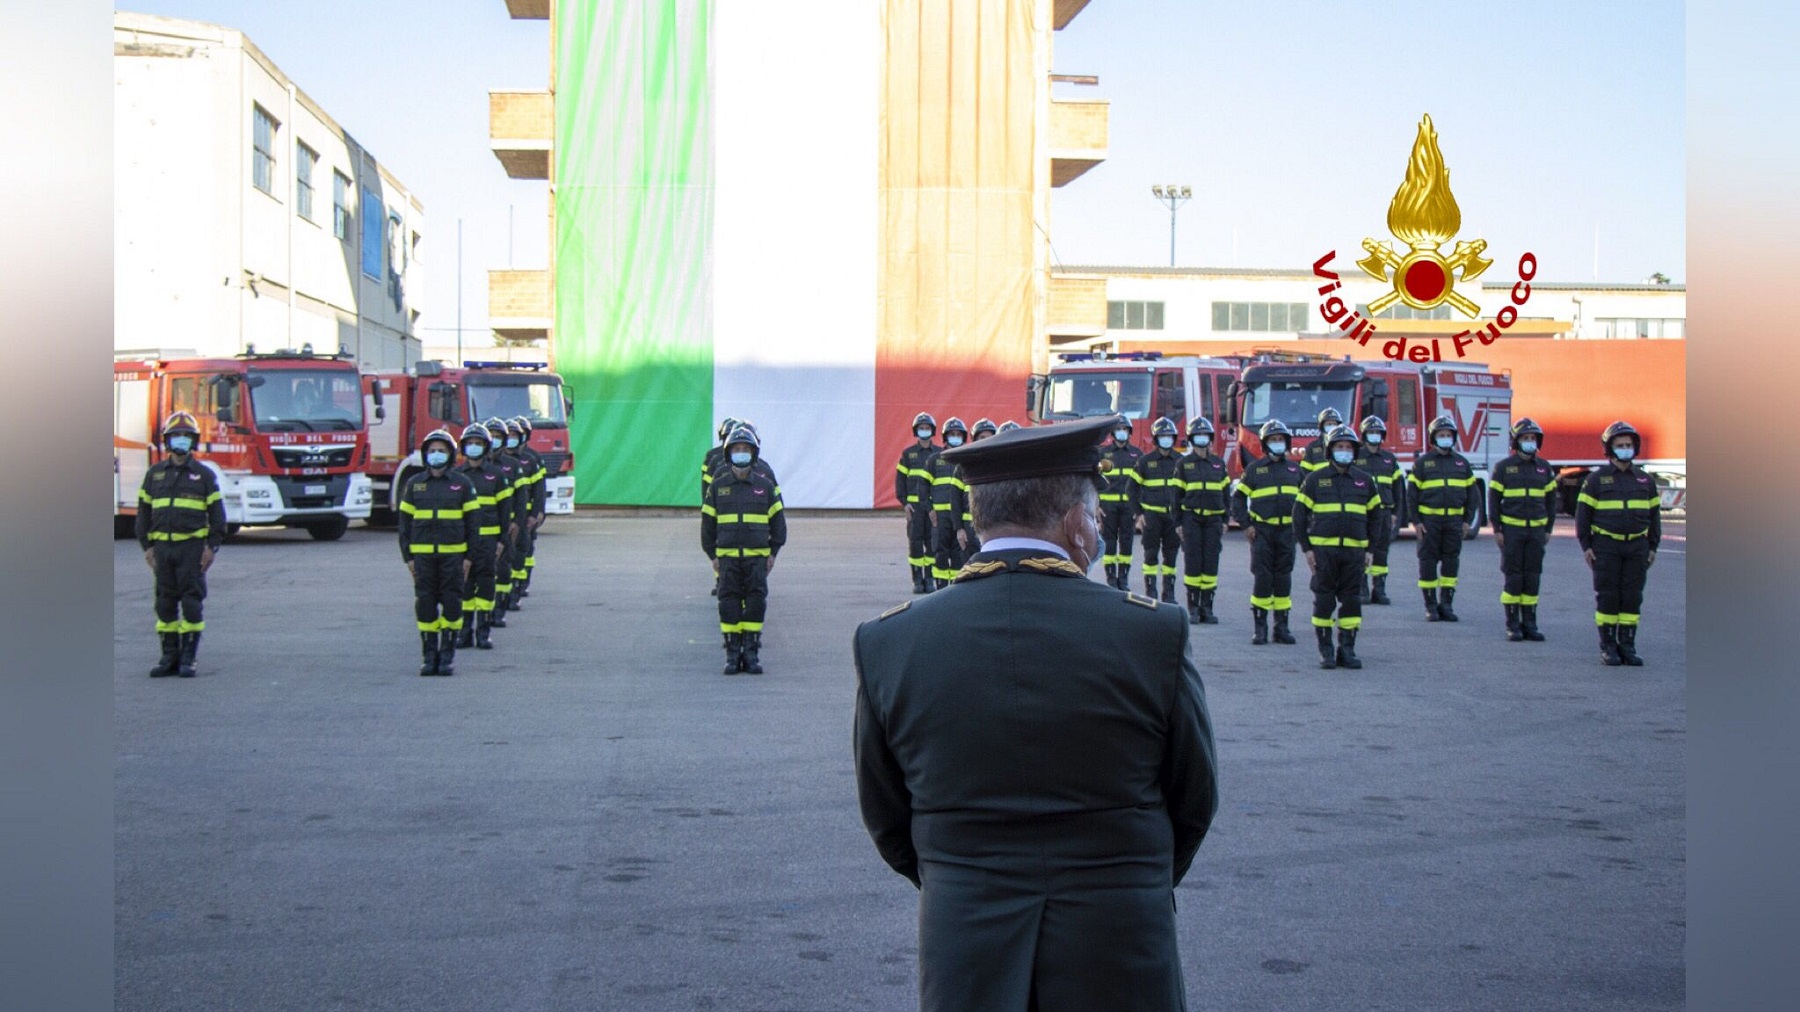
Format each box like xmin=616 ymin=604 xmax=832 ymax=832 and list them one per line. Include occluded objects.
xmin=1575 ymin=465 xmax=1662 ymax=632
xmin=1488 ymin=452 xmax=1558 ymax=622
xmin=702 ymin=465 xmax=788 ymax=637
xmin=1294 ymin=466 xmax=1386 ymax=634
xmin=136 ymin=457 xmax=226 ymax=639
xmin=398 ymin=470 xmax=480 ymax=635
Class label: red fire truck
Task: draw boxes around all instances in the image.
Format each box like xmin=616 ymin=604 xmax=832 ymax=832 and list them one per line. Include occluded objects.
xmin=361 ymin=360 xmax=575 ymax=523
xmin=113 ymin=347 xmax=377 ymax=540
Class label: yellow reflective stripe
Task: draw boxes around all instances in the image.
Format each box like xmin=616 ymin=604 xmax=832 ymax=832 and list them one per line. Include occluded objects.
xmin=768 ymin=501 xmax=785 ymax=515
xmin=206 ymin=491 xmax=222 ymax=504
xmin=1303 ymin=502 xmax=1369 ymax=514
xmin=1300 ymin=459 xmax=1328 ymax=472
xmin=1140 ymin=504 xmax=1169 ymax=513
xmin=1246 ymin=485 xmax=1301 ymax=498
xmin=138 ymin=489 xmax=153 ymax=503
xmin=398 ymin=501 xmax=420 ymax=516
xmin=1499 ymin=515 xmax=1549 ymax=527
xmin=1592 ymin=527 xmax=1647 ymax=540
xmin=1099 ymin=493 xmax=1128 ymax=502
xmin=895 ymin=462 xmax=908 ymax=473
xmin=1375 ymin=473 xmax=1397 ymax=484
xmin=147 ymin=528 xmax=211 ymax=542
xmin=700 ymin=504 xmax=717 ymax=517
xmin=715 ymin=547 xmax=773 ymax=557
xmin=717 ymin=513 xmax=772 ymax=524
xmin=1581 ymin=494 xmax=1659 ymax=510
xmin=1308 ymin=537 xmax=1370 ymax=548
xmin=932 ymin=503 xmax=953 ymax=511
xmin=1136 ymin=477 xmax=1173 ymax=487
xmin=1412 ymin=477 xmax=1444 ymax=489
xmin=409 ymin=543 xmax=468 ymax=554
xmin=476 ymin=495 xmax=499 ymax=506
xmin=1250 ymin=515 xmax=1293 ymax=525
xmin=478 ymin=525 xmax=502 ymax=535
xmin=1415 ymin=505 xmax=1464 ymax=516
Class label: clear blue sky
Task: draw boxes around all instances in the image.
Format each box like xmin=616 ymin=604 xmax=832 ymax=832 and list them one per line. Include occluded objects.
xmin=122 ymin=0 xmax=1684 ymax=340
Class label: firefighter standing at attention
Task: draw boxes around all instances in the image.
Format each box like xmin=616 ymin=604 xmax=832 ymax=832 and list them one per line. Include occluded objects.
xmin=510 ymin=415 xmax=547 ymax=602
xmin=1575 ymin=421 xmax=1661 ymax=667
xmin=483 ymin=418 xmax=524 ymax=625
xmin=1098 ymin=414 xmax=1142 ymax=591
xmin=896 ymin=413 xmax=939 ymax=594
xmin=455 ymin=422 xmax=509 ymax=651
xmin=1300 ymin=407 xmax=1346 ymax=474
xmin=398 ymin=429 xmax=478 ymax=676
xmin=1176 ymin=416 xmax=1228 ymax=624
xmin=960 ymin=419 xmax=999 ymax=554
xmin=497 ymin=418 xmax=534 ymax=614
xmin=703 ymin=425 xmax=788 ymax=674
xmin=1353 ymin=415 xmax=1402 ymax=604
xmin=703 ymin=418 xmax=740 ymax=596
xmin=1232 ymin=419 xmax=1303 ymax=646
xmin=1488 ymin=417 xmax=1558 ymax=642
xmin=1130 ymin=416 xmax=1183 ymax=604
xmin=1407 ymin=414 xmax=1480 ymax=622
xmin=137 ymin=411 xmax=226 ymax=678
xmin=928 ymin=418 xmax=971 ymax=589
xmin=1295 ymin=426 xmax=1386 ymax=670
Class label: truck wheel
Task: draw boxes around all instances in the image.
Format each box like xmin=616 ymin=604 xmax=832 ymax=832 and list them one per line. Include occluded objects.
xmin=305 ymin=516 xmax=350 ymax=541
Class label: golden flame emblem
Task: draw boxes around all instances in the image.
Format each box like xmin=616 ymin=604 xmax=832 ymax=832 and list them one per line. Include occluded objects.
xmin=1356 ymin=115 xmax=1492 ymax=318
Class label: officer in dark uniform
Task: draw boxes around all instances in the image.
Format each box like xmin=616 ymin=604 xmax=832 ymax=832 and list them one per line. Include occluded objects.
xmin=1575 ymin=420 xmax=1661 ymax=666
xmin=1300 ymin=407 xmax=1346 ymax=474
xmin=960 ymin=419 xmax=998 ymax=554
xmin=1295 ymin=426 xmax=1386 ymax=669
xmin=1407 ymin=414 xmax=1479 ymax=622
xmin=1232 ymin=420 xmax=1304 ymax=646
xmin=455 ymin=422 xmax=508 ymax=651
xmin=1352 ymin=415 xmax=1402 ymax=604
xmin=896 ymin=412 xmax=939 ymax=594
xmin=703 ymin=425 xmax=788 ymax=674
xmin=1097 ymin=414 xmax=1141 ymax=590
xmin=1489 ymin=417 xmax=1558 ymax=642
xmin=137 ymin=411 xmax=226 ymax=678
xmin=1176 ymin=416 xmax=1228 ymax=624
xmin=1131 ymin=416 xmax=1183 ymax=603
xmin=482 ymin=418 xmax=524 ymax=625
xmin=510 ymin=415 xmax=547 ymax=600
xmin=928 ymin=418 xmax=971 ymax=589
xmin=397 ymin=429 xmax=478 ymax=676
xmin=853 ymin=415 xmax=1217 ymax=1011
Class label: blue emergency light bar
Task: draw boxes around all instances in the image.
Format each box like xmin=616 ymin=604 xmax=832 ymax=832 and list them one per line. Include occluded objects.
xmin=1055 ymin=351 xmax=1164 ymax=363
xmin=462 ymin=360 xmax=549 ymax=371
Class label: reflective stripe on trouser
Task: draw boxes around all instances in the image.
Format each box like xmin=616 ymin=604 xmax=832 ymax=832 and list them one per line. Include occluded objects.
xmin=718 ymin=555 xmax=770 ymax=634
xmin=1181 ymin=514 xmax=1223 ymax=589
xmin=907 ymin=506 xmax=933 ymax=571
xmin=152 ymin=540 xmax=208 ymax=639
xmin=1591 ymin=535 xmax=1649 ymax=629
xmin=1500 ymin=526 xmax=1547 ymax=605
xmin=1101 ymin=502 xmax=1137 ymax=569
xmin=494 ymin=535 xmax=514 ymax=594
xmin=1311 ymin=546 xmax=1365 ymax=629
xmin=1141 ymin=511 xmax=1180 ymax=579
xmin=1416 ymin=517 xmax=1464 ymax=588
xmin=1367 ymin=510 xmax=1393 ymax=576
xmin=463 ymin=538 xmax=497 ymax=614
xmin=413 ymin=555 xmax=465 ymax=633
xmin=1249 ymin=523 xmax=1296 ymax=610
xmin=932 ymin=512 xmax=967 ymax=582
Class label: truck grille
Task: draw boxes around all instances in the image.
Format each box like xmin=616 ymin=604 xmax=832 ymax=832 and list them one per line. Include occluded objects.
xmin=538 ymin=451 xmax=571 ymax=474
xmin=273 ymin=447 xmax=354 ymax=469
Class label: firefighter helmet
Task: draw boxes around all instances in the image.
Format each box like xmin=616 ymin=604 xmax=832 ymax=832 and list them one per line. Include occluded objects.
xmin=1112 ymin=413 xmax=1132 ymax=433
xmin=1325 ymin=424 xmax=1360 ymax=451
xmin=1187 ymin=416 xmax=1215 ymax=441
xmin=1316 ymin=407 xmax=1344 ymax=432
xmin=725 ymin=424 xmax=760 ymax=456
xmin=717 ymin=417 xmax=739 ymax=443
xmin=483 ymin=417 xmax=508 ymax=442
xmin=1359 ymin=414 xmax=1388 ymax=438
xmin=971 ymin=417 xmax=998 ymax=440
xmin=161 ymin=411 xmax=200 ymax=439
xmin=460 ymin=422 xmax=491 ymax=448
xmin=503 ymin=418 xmax=524 ymax=438
xmin=420 ymin=427 xmax=457 ymax=455
xmin=1510 ymin=417 xmax=1544 ymax=448
xmin=513 ymin=415 xmax=534 ymax=436
xmin=1428 ymin=414 xmax=1458 ymax=439
xmin=943 ymin=416 xmax=968 ymax=438
xmin=912 ymin=412 xmax=937 ymax=435
xmin=999 ymin=420 xmax=1021 ymax=433
xmin=1151 ymin=417 xmax=1179 ymax=439
xmin=1259 ymin=419 xmax=1293 ymax=443
xmin=1600 ymin=419 xmax=1640 ymax=453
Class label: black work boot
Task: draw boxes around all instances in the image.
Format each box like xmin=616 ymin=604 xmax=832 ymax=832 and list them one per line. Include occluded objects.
xmin=474 ymin=611 xmax=493 ymax=649
xmin=1161 ymin=575 xmax=1177 ymax=604
xmin=911 ymin=567 xmax=926 ymax=595
xmin=1186 ymin=588 xmax=1202 ymax=625
xmin=1437 ymin=587 xmax=1459 ymax=622
xmin=1370 ymin=575 xmax=1390 ymax=605
xmin=1599 ymin=625 xmax=1622 ymax=666
xmin=741 ymin=632 xmax=764 ymax=675
xmin=1521 ymin=605 xmax=1546 ymax=641
xmin=490 ymin=594 xmax=509 ymax=628
xmin=508 ymin=589 xmax=523 ymax=611
xmin=150 ymin=632 xmax=180 ymax=677
xmin=1104 ymin=564 xmax=1117 ymax=588
xmin=457 ymin=621 xmax=475 ymax=649
xmin=177 ymin=632 xmax=200 ymax=678
xmin=1337 ymin=628 xmax=1363 ymax=669
xmin=437 ymin=632 xmax=457 ymax=676
xmin=1251 ymin=607 xmax=1269 ymax=646
xmin=934 ymin=577 xmax=948 ymax=591
xmin=1316 ymin=625 xmax=1337 ymax=668
xmin=1616 ymin=625 xmax=1643 ymax=666
xmin=1423 ymin=588 xmax=1441 ymax=622
xmin=1144 ymin=576 xmax=1157 ymax=599
xmin=1505 ymin=604 xmax=1524 ymax=641
xmin=419 ymin=632 xmax=439 ymax=677
xmin=1201 ymin=590 xmax=1219 ymax=624
xmin=1273 ymin=610 xmax=1296 ymax=645
xmin=722 ymin=633 xmax=741 ymax=674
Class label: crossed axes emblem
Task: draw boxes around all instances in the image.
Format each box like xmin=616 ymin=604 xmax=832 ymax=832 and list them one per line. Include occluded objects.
xmin=1356 ymin=237 xmax=1493 ymax=318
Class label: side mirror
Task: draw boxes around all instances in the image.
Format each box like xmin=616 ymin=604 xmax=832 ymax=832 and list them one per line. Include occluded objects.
xmin=245 ymin=375 xmax=266 ymax=389
xmin=374 ymin=405 xmax=387 ymax=421
xmin=1223 ymin=382 xmax=1241 ymax=425
xmin=215 ymin=407 xmax=235 ymax=426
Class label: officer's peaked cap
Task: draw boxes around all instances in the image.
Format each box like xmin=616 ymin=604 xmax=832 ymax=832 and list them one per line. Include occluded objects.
xmin=939 ymin=416 xmax=1112 ymax=490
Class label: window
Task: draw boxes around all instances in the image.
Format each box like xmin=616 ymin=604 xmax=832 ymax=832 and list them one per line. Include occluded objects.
xmin=252 ymin=105 xmax=279 ymax=197
xmin=295 ymin=143 xmax=318 ymax=221
xmin=1359 ymin=302 xmax=1454 ymax=321
xmin=169 ymin=376 xmax=209 ymax=418
xmin=1198 ymin=374 xmax=1214 ymax=420
xmin=1154 ymin=370 xmax=1183 ymax=425
xmin=333 ymin=172 xmax=352 ymax=240
xmin=1396 ymin=379 xmax=1419 ymax=426
xmin=361 ymin=187 xmax=384 ymax=278
xmin=1106 ymin=301 xmax=1165 ymax=331
xmin=1045 ymin=371 xmax=1154 ymax=419
xmin=1595 ymin=317 xmax=1684 ymax=339
xmin=1211 ymin=301 xmax=1308 ymax=332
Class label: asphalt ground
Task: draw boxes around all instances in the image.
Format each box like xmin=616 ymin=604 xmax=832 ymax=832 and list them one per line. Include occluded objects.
xmin=114 ymin=514 xmax=1685 ymax=1011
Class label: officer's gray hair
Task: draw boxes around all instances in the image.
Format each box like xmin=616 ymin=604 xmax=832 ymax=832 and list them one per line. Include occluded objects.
xmin=969 ymin=474 xmax=1097 ymax=536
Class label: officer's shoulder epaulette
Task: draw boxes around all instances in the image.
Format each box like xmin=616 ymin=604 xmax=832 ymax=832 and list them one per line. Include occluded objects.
xmin=878 ymin=601 xmax=912 ymax=621
xmin=1125 ymin=592 xmax=1159 ymax=610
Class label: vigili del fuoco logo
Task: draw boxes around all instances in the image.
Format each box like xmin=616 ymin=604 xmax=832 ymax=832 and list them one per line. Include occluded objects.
xmin=1312 ymin=114 xmax=1538 ymax=361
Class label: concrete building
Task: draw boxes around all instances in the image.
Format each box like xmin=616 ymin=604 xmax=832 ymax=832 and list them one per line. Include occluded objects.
xmin=114 ymin=12 xmax=425 ymax=370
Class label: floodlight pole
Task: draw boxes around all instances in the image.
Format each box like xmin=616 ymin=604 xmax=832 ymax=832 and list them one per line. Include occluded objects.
xmin=1150 ymin=184 xmax=1192 ymax=267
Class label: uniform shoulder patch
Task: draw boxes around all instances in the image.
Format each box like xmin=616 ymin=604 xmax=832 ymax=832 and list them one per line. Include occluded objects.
xmin=878 ymin=601 xmax=911 ymax=620
xmin=1126 ymin=592 xmax=1159 ymax=610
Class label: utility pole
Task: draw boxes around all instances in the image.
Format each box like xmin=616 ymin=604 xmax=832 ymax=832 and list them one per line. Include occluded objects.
xmin=1150 ymin=184 xmax=1192 ymax=267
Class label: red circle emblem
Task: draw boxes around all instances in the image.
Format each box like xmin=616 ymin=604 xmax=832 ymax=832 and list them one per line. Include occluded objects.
xmin=1403 ymin=259 xmax=1447 ymax=302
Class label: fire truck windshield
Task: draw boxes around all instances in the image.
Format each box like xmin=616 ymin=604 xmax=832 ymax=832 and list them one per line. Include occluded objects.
xmin=468 ymin=379 xmax=567 ymax=427
xmin=1241 ymin=381 xmax=1357 ymax=432
xmin=247 ymin=368 xmax=366 ymax=432
xmin=1044 ymin=372 xmax=1152 ymax=420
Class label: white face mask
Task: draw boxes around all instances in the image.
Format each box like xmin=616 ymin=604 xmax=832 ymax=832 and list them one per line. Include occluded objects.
xmin=1067 ymin=506 xmax=1101 ymax=575
xmin=425 ymin=450 xmax=450 ymax=468
xmin=1518 ymin=440 xmax=1537 ymax=455
xmin=1365 ymin=433 xmax=1382 ymax=446
xmin=1156 ymin=436 xmax=1174 ymax=450
xmin=1332 ymin=449 xmax=1354 ymax=465
xmin=730 ymin=451 xmax=753 ymax=466
xmin=1266 ymin=441 xmax=1287 ymax=456
xmin=1435 ymin=435 xmax=1455 ymax=449
xmin=915 ymin=427 xmax=932 ymax=440
xmin=946 ymin=435 xmax=964 ymax=447
xmin=463 ymin=443 xmax=485 ymax=459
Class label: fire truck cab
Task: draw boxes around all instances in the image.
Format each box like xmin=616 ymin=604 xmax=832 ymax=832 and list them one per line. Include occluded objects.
xmin=1030 ymin=351 xmax=1243 ymax=447
xmin=113 ymin=347 xmax=376 ymax=540
xmin=362 ymin=360 xmax=576 ymax=522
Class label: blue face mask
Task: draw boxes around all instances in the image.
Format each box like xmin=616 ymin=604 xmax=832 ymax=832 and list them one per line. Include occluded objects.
xmin=1518 ymin=440 xmax=1537 ymax=455
xmin=1114 ymin=429 xmax=1131 ymax=442
xmin=1365 ymin=433 xmax=1382 ymax=446
xmin=506 ymin=437 xmax=519 ymax=449
xmin=1332 ymin=449 xmax=1354 ymax=465
xmin=166 ymin=435 xmax=193 ymax=454
xmin=1612 ymin=444 xmax=1635 ymax=461
xmin=426 ymin=451 xmax=450 ymax=468
xmin=946 ymin=435 xmax=964 ymax=447
xmin=1435 ymin=435 xmax=1455 ymax=449
xmin=730 ymin=451 xmax=753 ymax=467
xmin=915 ymin=427 xmax=932 ymax=440
xmin=464 ymin=443 xmax=485 ymax=459
xmin=1266 ymin=441 xmax=1287 ymax=456
xmin=1156 ymin=436 xmax=1174 ymax=449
